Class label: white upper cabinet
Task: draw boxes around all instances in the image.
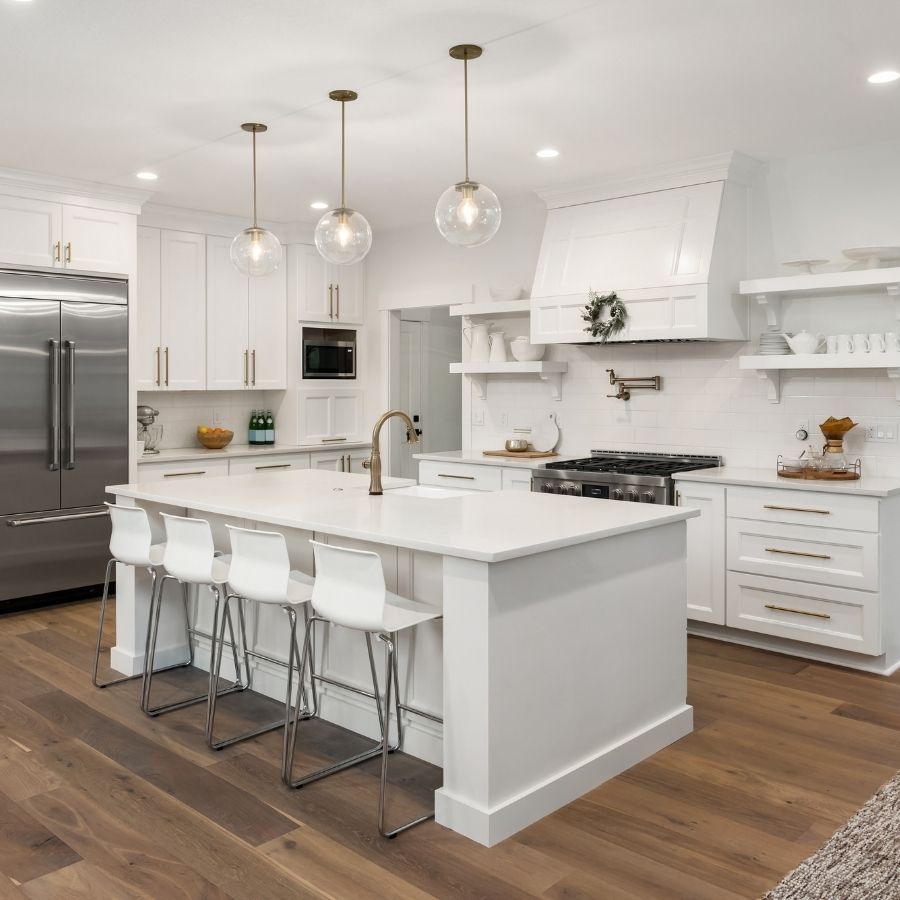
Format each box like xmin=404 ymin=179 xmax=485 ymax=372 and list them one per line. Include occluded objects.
xmin=531 ymin=176 xmax=749 ymax=344
xmin=298 ymin=388 xmax=364 ymax=445
xmin=61 ymin=205 xmax=135 ymax=274
xmin=136 ymin=227 xmax=162 ymax=390
xmin=0 ymin=196 xmax=62 ymax=267
xmin=291 ymin=243 xmax=365 ymax=325
xmin=206 ymin=235 xmax=287 ymax=391
xmin=160 ymin=229 xmax=206 ymax=390
xmin=0 ymin=196 xmax=135 ymax=274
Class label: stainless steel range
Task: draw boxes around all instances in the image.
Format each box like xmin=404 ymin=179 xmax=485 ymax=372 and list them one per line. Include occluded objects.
xmin=532 ymin=450 xmax=721 ymax=505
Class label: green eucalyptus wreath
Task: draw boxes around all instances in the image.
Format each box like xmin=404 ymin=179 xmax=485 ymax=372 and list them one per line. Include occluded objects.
xmin=582 ymin=290 xmax=628 ymax=341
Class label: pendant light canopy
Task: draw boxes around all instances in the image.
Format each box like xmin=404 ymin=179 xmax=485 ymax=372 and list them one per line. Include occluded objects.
xmin=231 ymin=123 xmax=282 ymax=276
xmin=315 ymin=90 xmax=372 ymax=266
xmin=435 ymin=44 xmax=501 ymax=248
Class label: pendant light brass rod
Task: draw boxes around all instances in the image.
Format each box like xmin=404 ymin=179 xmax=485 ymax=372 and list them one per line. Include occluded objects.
xmin=463 ymin=56 xmax=469 ymax=182
xmin=251 ymin=129 xmax=258 ymax=227
xmin=341 ymin=98 xmax=346 ymax=208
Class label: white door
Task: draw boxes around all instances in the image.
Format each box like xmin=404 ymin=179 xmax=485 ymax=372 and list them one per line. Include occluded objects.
xmin=309 ymin=449 xmax=347 ymax=471
xmin=398 ymin=321 xmax=423 ymax=479
xmin=291 ymin=244 xmax=331 ymax=322
xmin=249 ymin=263 xmax=287 ymax=389
xmin=677 ymin=481 xmax=726 ymax=625
xmin=62 ymin=205 xmax=135 ymax=274
xmin=136 ymin=227 xmax=162 ymax=390
xmin=160 ymin=230 xmax=206 ymax=390
xmin=332 ymin=260 xmax=365 ymax=324
xmin=206 ymin=235 xmax=249 ymax=390
xmin=0 ymin=196 xmax=62 ymax=267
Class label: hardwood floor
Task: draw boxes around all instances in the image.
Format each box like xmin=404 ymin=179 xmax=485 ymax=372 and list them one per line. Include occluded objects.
xmin=0 ymin=600 xmax=898 ymax=899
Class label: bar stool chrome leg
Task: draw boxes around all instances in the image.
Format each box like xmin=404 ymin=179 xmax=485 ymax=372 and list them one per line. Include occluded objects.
xmin=141 ymin=574 xmax=244 ymax=717
xmin=377 ymin=632 xmax=434 ymax=838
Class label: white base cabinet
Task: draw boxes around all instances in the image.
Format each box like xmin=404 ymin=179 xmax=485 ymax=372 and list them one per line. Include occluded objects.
xmin=138 ymin=448 xmax=369 ymax=480
xmin=675 ymin=482 xmax=726 ymax=625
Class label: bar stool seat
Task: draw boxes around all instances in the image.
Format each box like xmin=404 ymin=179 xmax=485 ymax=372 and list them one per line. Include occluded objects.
xmin=284 ymin=539 xmax=443 ymax=839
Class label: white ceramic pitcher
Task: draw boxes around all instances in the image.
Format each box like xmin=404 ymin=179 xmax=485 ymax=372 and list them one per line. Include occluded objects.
xmin=464 ymin=322 xmax=492 ymax=363
xmin=489 ymin=331 xmax=508 ymax=363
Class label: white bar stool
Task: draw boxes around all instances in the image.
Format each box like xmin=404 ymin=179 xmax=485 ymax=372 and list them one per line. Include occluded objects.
xmin=205 ymin=524 xmax=318 ymax=751
xmin=91 ymin=503 xmax=194 ymax=689
xmin=141 ymin=513 xmax=245 ymax=718
xmin=284 ymin=539 xmax=443 ymax=839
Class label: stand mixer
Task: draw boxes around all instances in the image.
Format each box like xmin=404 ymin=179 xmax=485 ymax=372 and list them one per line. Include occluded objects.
xmin=137 ymin=405 xmax=163 ymax=455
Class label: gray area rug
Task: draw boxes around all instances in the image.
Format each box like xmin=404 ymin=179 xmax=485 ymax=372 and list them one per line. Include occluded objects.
xmin=764 ymin=772 xmax=900 ymax=899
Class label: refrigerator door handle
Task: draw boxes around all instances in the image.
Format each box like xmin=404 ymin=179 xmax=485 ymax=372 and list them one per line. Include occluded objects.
xmin=49 ymin=339 xmax=60 ymax=471
xmin=64 ymin=339 xmax=75 ymax=469
xmin=7 ymin=509 xmax=110 ymax=527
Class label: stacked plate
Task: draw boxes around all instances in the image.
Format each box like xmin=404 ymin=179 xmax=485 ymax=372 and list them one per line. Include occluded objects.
xmin=758 ymin=332 xmax=791 ymax=355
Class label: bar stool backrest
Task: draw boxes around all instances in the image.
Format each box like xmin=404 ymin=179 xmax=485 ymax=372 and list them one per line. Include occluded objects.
xmin=226 ymin=524 xmax=291 ymax=602
xmin=160 ymin=513 xmax=217 ymax=584
xmin=106 ymin=502 xmax=155 ymax=567
xmin=309 ymin=540 xmax=387 ymax=632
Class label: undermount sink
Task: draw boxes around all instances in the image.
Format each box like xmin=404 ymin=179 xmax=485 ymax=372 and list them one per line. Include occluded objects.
xmin=385 ymin=484 xmax=473 ymax=499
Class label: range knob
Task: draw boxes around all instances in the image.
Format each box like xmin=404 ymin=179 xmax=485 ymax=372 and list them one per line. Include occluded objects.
xmin=642 ymin=491 xmax=656 ymax=504
xmin=626 ymin=490 xmax=639 ymax=502
xmin=564 ymin=482 xmax=578 ymax=495
xmin=541 ymin=482 xmax=553 ymax=493
xmin=612 ymin=488 xmax=624 ymax=501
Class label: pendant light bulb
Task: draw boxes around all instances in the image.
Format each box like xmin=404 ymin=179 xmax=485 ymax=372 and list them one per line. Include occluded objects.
xmin=435 ymin=44 xmax=501 ymax=248
xmin=231 ymin=123 xmax=282 ymax=277
xmin=315 ymin=90 xmax=373 ymax=266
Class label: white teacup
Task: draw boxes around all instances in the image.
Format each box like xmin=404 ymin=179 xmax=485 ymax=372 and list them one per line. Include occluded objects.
xmin=870 ymin=332 xmax=887 ymax=353
xmin=887 ymin=332 xmax=900 ymax=352
xmin=853 ymin=333 xmax=870 ymax=354
xmin=836 ymin=334 xmax=854 ymax=354
xmin=826 ymin=335 xmax=839 ymax=354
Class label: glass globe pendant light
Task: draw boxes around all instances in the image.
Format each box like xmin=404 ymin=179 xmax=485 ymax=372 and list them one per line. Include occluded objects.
xmin=435 ymin=44 xmax=501 ymax=248
xmin=230 ymin=123 xmax=282 ymax=276
xmin=314 ymin=90 xmax=372 ymax=266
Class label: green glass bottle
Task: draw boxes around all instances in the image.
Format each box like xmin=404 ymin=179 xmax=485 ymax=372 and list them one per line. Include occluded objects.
xmin=249 ymin=409 xmax=258 ymax=445
xmin=265 ymin=409 xmax=275 ymax=445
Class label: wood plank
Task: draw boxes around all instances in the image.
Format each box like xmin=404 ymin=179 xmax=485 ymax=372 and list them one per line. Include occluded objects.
xmin=833 ymin=701 xmax=900 ymax=732
xmin=0 ymin=739 xmax=62 ymax=802
xmin=20 ymin=861 xmax=144 ymax=900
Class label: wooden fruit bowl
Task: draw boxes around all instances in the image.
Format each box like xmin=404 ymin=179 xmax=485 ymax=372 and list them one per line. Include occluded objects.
xmin=197 ymin=428 xmax=234 ymax=450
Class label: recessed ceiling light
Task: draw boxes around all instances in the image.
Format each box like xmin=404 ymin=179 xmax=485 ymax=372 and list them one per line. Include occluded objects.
xmin=536 ymin=148 xmax=559 ymax=159
xmin=310 ymin=201 xmax=328 ymax=210
xmin=135 ymin=171 xmax=158 ymax=181
xmin=868 ymin=70 xmax=900 ymax=84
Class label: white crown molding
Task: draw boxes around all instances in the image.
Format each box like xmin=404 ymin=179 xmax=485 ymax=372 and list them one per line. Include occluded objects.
xmin=139 ymin=202 xmax=315 ymax=244
xmin=0 ymin=166 xmax=151 ymax=213
xmin=536 ymin=151 xmax=766 ymax=209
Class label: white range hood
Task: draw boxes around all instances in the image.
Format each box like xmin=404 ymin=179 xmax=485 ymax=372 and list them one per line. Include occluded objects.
xmin=530 ymin=152 xmax=760 ymax=344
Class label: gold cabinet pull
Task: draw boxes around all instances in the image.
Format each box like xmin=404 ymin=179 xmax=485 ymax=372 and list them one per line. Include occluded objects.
xmin=251 ymin=349 xmax=256 ymax=386
xmin=438 ymin=473 xmax=476 ymax=480
xmin=335 ymin=283 xmax=340 ymax=319
xmin=54 ymin=240 xmax=61 ymax=262
xmin=763 ymin=504 xmax=830 ymax=515
xmin=243 ymin=349 xmax=249 ymax=386
xmin=764 ymin=547 xmax=832 ymax=560
xmin=163 ymin=471 xmax=206 ymax=478
xmin=764 ymin=603 xmax=831 ymax=620
xmin=328 ymin=284 xmax=334 ymax=319
xmin=321 ymin=436 xmax=347 ymax=443
xmin=64 ymin=242 xmax=72 ymax=264
xmin=165 ymin=347 xmax=170 ymax=386
xmin=155 ymin=347 xmax=161 ymax=386
xmin=255 ymin=463 xmax=291 ymax=470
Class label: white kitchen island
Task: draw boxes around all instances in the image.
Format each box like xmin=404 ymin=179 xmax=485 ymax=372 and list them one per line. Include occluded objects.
xmin=108 ymin=468 xmax=698 ymax=846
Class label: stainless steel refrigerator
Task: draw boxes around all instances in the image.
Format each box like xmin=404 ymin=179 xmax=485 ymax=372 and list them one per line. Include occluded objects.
xmin=0 ymin=268 xmax=128 ymax=609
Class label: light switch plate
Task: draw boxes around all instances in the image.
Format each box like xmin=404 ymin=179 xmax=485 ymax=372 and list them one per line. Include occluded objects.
xmin=864 ymin=419 xmax=898 ymax=442
xmin=471 ymin=408 xmax=485 ymax=426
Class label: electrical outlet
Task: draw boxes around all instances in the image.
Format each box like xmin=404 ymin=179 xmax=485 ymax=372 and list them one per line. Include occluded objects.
xmin=212 ymin=409 xmax=222 ymax=426
xmin=499 ymin=411 xmax=509 ymax=427
xmin=471 ymin=408 xmax=485 ymax=427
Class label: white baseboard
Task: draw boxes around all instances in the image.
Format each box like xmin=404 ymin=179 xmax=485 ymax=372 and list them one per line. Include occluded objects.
xmin=434 ymin=705 xmax=693 ymax=847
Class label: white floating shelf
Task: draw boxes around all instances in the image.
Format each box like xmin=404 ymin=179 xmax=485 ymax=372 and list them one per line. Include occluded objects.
xmin=739 ymin=353 xmax=900 ymax=403
xmin=449 ymin=298 xmax=531 ymax=317
xmin=449 ymin=361 xmax=568 ymax=401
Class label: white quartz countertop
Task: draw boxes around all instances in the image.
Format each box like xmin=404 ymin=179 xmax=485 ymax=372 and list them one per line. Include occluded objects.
xmin=673 ymin=466 xmax=900 ymax=498
xmin=138 ymin=442 xmax=371 ymax=465
xmin=413 ymin=449 xmax=569 ymax=471
xmin=109 ymin=469 xmax=697 ymax=562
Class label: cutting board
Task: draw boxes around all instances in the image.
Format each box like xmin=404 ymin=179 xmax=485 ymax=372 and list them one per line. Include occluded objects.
xmin=482 ymin=449 xmax=558 ymax=459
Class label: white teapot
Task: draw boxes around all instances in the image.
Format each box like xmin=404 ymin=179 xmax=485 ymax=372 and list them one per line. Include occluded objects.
xmin=781 ymin=330 xmax=824 ymax=355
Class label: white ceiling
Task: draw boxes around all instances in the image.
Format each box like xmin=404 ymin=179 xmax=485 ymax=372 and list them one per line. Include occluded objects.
xmin=3 ymin=0 xmax=900 ymax=229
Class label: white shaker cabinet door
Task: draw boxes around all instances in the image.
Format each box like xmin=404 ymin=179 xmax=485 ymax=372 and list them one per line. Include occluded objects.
xmin=298 ymin=388 xmax=364 ymax=444
xmin=291 ymin=244 xmax=332 ymax=322
xmin=62 ymin=204 xmax=135 ymax=275
xmin=160 ymin=230 xmax=206 ymax=390
xmin=309 ymin=449 xmax=347 ymax=471
xmin=332 ymin=260 xmax=365 ymax=324
xmin=298 ymin=390 xmax=333 ymax=443
xmin=0 ymin=196 xmax=62 ymax=268
xmin=248 ymin=262 xmax=287 ymax=389
xmin=331 ymin=390 xmax=364 ymax=441
xmin=206 ymin=236 xmax=249 ymax=391
xmin=676 ymin=481 xmax=726 ymax=625
xmin=136 ymin=227 xmax=162 ymax=390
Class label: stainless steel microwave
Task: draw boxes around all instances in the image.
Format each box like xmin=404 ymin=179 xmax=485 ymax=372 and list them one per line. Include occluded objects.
xmin=302 ymin=327 xmax=356 ymax=379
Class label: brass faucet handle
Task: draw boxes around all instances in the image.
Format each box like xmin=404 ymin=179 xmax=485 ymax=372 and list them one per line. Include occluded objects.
xmin=362 ymin=458 xmax=371 ymax=469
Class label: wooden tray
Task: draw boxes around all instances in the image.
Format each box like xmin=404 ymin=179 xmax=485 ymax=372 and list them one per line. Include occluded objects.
xmin=777 ymin=469 xmax=861 ymax=481
xmin=482 ymin=449 xmax=558 ymax=459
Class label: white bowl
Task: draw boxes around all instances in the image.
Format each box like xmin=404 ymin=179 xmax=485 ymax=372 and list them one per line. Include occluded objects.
xmin=490 ymin=287 xmax=524 ymax=302
xmin=510 ymin=339 xmax=545 ymax=362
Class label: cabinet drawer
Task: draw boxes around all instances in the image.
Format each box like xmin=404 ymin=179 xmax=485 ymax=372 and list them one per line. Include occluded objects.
xmin=137 ymin=459 xmax=229 ymax=480
xmin=501 ymin=468 xmax=533 ymax=492
xmin=727 ymin=486 xmax=878 ymax=533
xmin=418 ymin=461 xmax=502 ymax=492
xmin=726 ymin=571 xmax=881 ymax=655
xmin=228 ymin=453 xmax=310 ymax=476
xmin=727 ymin=520 xmax=878 ymax=591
